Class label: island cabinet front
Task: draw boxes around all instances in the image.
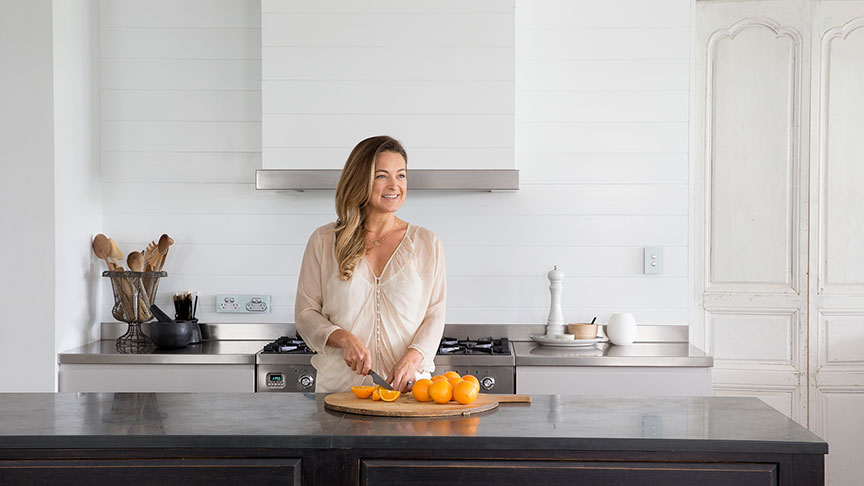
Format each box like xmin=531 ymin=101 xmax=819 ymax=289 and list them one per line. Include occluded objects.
xmin=359 ymin=459 xmax=777 ymax=486
xmin=345 ymin=449 xmax=827 ymax=486
xmin=0 ymin=455 xmax=302 ymax=485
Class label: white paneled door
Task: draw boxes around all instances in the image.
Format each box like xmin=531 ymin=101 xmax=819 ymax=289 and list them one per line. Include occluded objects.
xmin=693 ymin=1 xmax=864 ymax=484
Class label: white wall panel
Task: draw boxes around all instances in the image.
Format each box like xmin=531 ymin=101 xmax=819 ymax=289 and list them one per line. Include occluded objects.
xmin=818 ymin=392 xmax=864 ymax=486
xmin=709 ymin=311 xmax=795 ymax=364
xmin=102 ymin=59 xmax=261 ymax=90
xmin=821 ymin=23 xmax=864 ymax=289
xmin=708 ymin=24 xmax=798 ymax=288
xmin=820 ymin=313 xmax=864 ymax=364
xmin=517 ymin=59 xmax=690 ymax=91
xmin=102 ymin=152 xmax=260 ymax=183
xmin=518 ymin=27 xmax=690 ymax=60
xmin=102 ymin=91 xmax=260 ymax=121
xmin=102 ymin=182 xmax=686 ymax=216
xmin=517 ymin=0 xmax=690 ymax=28
xmin=102 ymin=121 xmax=260 ymax=152
xmin=100 ymin=27 xmax=260 ymax=59
xmin=518 ymin=153 xmax=689 ymax=184
xmin=100 ymin=0 xmax=260 ymax=28
xmin=99 ymin=0 xmax=692 ymax=329
xmin=518 ymin=91 xmax=689 ymax=123
xmin=517 ymin=122 xmax=688 ymax=153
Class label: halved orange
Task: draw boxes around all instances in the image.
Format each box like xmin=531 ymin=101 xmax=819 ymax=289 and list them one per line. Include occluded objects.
xmin=351 ymin=385 xmax=375 ymax=399
xmin=372 ymin=386 xmax=381 ymax=401
xmin=379 ymin=388 xmax=401 ymax=402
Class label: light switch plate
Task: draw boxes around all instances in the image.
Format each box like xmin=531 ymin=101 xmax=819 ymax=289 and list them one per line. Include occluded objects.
xmin=216 ymin=294 xmax=271 ymax=313
xmin=643 ymin=247 xmax=663 ymax=275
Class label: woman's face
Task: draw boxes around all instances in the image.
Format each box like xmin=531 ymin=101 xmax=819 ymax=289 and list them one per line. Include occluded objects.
xmin=366 ymin=151 xmax=407 ymax=216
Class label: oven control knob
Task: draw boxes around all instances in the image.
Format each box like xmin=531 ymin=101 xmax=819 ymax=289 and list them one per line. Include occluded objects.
xmin=480 ymin=376 xmax=496 ymax=391
xmin=299 ymin=374 xmax=314 ymax=389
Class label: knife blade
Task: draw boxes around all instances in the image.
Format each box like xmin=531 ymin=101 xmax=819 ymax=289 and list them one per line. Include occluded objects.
xmin=368 ymin=370 xmax=393 ymax=390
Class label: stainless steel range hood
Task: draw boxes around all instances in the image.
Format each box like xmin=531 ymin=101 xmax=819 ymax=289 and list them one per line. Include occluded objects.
xmin=255 ymin=169 xmax=519 ymax=192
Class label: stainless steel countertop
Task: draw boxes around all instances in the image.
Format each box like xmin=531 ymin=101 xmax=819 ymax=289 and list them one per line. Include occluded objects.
xmin=513 ymin=341 xmax=713 ymax=367
xmin=57 ymin=340 xmax=270 ymax=365
xmin=64 ymin=324 xmax=712 ymax=367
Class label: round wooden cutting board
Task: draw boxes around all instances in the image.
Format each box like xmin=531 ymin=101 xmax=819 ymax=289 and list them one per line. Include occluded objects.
xmin=324 ymin=392 xmax=500 ymax=417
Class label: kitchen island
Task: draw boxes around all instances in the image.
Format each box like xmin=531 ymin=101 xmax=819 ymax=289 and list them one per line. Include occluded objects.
xmin=0 ymin=392 xmax=825 ymax=485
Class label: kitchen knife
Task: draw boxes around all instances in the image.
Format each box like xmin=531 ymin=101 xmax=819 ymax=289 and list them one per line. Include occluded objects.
xmin=368 ymin=370 xmax=393 ymax=390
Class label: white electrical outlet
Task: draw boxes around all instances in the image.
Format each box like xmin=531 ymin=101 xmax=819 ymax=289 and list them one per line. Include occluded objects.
xmin=216 ymin=294 xmax=271 ymax=313
xmin=643 ymin=247 xmax=663 ymax=275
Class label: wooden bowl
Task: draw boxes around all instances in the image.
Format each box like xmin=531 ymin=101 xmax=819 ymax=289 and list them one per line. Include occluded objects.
xmin=567 ymin=323 xmax=598 ymax=339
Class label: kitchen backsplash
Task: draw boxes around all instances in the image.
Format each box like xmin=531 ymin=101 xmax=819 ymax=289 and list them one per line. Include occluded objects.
xmin=100 ymin=0 xmax=690 ymax=326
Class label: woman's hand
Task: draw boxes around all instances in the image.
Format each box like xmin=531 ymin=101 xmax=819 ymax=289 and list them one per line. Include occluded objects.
xmin=388 ymin=348 xmax=423 ymax=392
xmin=327 ymin=329 xmax=371 ymax=376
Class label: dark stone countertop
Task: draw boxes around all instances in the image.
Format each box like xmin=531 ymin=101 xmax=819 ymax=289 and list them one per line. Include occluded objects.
xmin=0 ymin=393 xmax=826 ymax=454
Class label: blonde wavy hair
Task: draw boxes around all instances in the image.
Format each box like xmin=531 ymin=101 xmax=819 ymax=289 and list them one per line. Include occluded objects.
xmin=334 ymin=135 xmax=407 ymax=281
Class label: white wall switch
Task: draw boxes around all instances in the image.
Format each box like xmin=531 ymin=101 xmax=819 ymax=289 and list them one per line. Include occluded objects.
xmin=643 ymin=247 xmax=663 ymax=275
xmin=216 ymin=294 xmax=271 ymax=313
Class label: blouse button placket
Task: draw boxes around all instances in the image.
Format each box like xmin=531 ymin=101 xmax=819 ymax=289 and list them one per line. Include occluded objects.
xmin=374 ymin=277 xmax=382 ymax=364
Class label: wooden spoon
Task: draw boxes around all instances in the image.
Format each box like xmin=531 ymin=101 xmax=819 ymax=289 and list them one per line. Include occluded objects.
xmin=127 ymin=251 xmax=154 ymax=322
xmin=127 ymin=251 xmax=145 ymax=272
xmin=108 ymin=238 xmax=125 ymax=270
xmin=92 ymin=234 xmax=114 ymax=270
xmin=156 ymin=234 xmax=172 ymax=271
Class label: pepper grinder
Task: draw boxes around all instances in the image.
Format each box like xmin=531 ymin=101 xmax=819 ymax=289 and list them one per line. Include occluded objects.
xmin=546 ymin=265 xmax=565 ymax=337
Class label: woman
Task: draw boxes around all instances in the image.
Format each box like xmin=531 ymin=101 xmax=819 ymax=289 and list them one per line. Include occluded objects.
xmin=294 ymin=135 xmax=446 ymax=393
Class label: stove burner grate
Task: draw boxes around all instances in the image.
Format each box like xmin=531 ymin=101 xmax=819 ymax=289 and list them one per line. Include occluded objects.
xmin=436 ymin=336 xmax=510 ymax=355
xmin=262 ymin=336 xmax=314 ymax=354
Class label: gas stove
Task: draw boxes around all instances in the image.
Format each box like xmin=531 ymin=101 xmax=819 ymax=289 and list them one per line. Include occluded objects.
xmin=255 ymin=334 xmax=515 ymax=393
xmin=434 ymin=336 xmax=515 ymax=393
xmin=256 ymin=336 xmax=316 ymax=392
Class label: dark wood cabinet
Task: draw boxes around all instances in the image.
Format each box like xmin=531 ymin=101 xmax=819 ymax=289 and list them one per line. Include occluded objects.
xmin=0 ymin=448 xmax=824 ymax=486
xmin=361 ymin=459 xmax=777 ymax=486
xmin=0 ymin=457 xmax=301 ymax=485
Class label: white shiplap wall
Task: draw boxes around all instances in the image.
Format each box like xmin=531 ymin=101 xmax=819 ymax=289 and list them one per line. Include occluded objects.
xmin=100 ymin=0 xmax=691 ymax=327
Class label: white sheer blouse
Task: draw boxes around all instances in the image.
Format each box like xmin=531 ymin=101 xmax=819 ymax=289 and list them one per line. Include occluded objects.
xmin=294 ymin=222 xmax=446 ymax=393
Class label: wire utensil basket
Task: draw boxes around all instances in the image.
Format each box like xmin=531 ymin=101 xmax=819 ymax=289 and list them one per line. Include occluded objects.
xmin=103 ymin=271 xmax=167 ymax=353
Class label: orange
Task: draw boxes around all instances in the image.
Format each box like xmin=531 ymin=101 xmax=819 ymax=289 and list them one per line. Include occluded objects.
xmin=428 ymin=379 xmax=453 ymax=404
xmin=379 ymin=388 xmax=401 ymax=402
xmin=372 ymin=386 xmax=381 ymax=401
xmin=411 ymin=378 xmax=434 ymax=402
xmin=443 ymin=370 xmax=461 ymax=380
xmin=447 ymin=377 xmax=464 ymax=390
xmin=462 ymin=374 xmax=480 ymax=388
xmin=351 ymin=385 xmax=375 ymax=399
xmin=430 ymin=374 xmax=447 ymax=382
xmin=453 ymin=380 xmax=479 ymax=405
